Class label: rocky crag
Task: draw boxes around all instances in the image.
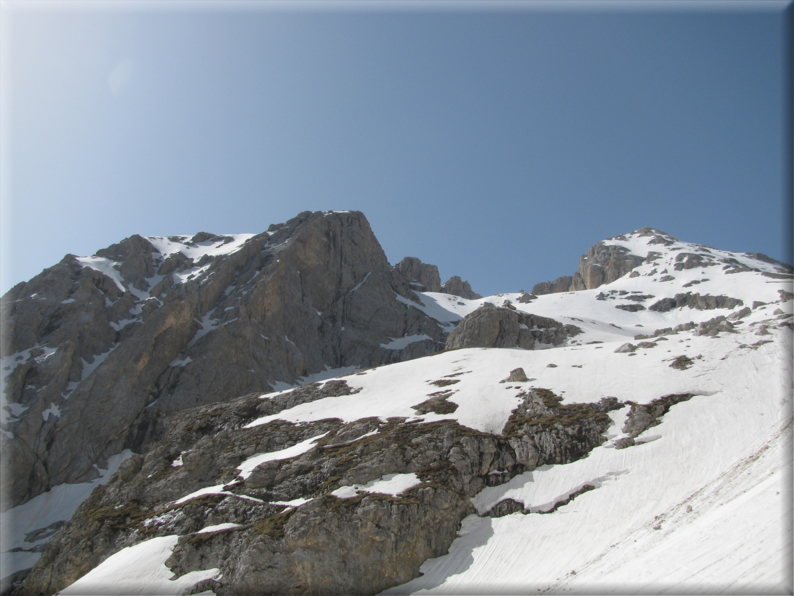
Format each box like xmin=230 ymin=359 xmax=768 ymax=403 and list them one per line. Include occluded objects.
xmin=531 ymin=227 xmax=792 ymax=295
xmin=22 ymin=380 xmax=626 ymax=595
xmin=0 ymin=211 xmax=481 ymax=511
xmin=3 ymin=220 xmax=792 ymax=595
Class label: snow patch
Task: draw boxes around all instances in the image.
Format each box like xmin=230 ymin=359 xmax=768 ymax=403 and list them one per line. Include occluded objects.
xmin=331 ymin=473 xmax=421 ymax=499
xmin=76 ymin=256 xmax=127 ymax=293
xmin=59 ymin=535 xmax=219 ymax=595
xmin=1 ymin=450 xmax=134 ymax=578
xmin=236 ymin=433 xmax=328 ymax=478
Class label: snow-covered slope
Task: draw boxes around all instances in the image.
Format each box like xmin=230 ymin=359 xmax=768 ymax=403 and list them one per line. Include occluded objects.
xmin=9 ymin=227 xmax=793 ymax=594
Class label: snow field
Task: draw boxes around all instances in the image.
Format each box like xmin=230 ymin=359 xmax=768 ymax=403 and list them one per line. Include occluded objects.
xmin=58 ymin=535 xmax=220 ymax=595
xmin=9 ymin=227 xmax=790 ymax=593
xmin=0 ymin=451 xmax=135 ymax=579
xmin=385 ymin=326 xmax=791 ymax=593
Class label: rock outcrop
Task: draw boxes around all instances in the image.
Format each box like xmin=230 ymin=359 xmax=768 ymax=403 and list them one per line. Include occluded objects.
xmin=21 ymin=382 xmax=621 ymax=596
xmin=445 ymin=304 xmax=581 ymax=350
xmin=392 ymin=259 xmax=481 ymax=299
xmin=394 ymin=257 xmax=442 ymax=292
xmin=440 ymin=276 xmax=482 ymax=300
xmin=648 ymin=293 xmax=744 ymax=312
xmin=532 ymin=228 xmax=666 ymax=295
xmin=532 ymin=226 xmax=792 ymax=296
xmin=0 ymin=211 xmax=461 ymax=509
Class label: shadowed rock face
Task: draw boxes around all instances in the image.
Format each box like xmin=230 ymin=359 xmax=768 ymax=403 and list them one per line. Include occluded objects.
xmin=393 ymin=258 xmax=482 ymax=299
xmin=395 ymin=257 xmax=442 ymax=292
xmin=21 ymin=382 xmax=621 ymax=596
xmin=1 ymin=211 xmax=461 ymax=509
xmin=532 ymin=232 xmax=654 ymax=296
xmin=441 ymin=275 xmax=482 ymax=300
xmin=445 ymin=304 xmax=581 ymax=350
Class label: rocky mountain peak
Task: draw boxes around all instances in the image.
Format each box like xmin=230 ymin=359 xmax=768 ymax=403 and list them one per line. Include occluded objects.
xmin=395 ymin=257 xmax=442 ymax=293
xmin=532 ymin=227 xmax=792 ymax=296
xmin=393 ymin=257 xmax=482 ymax=299
xmin=3 ymin=215 xmax=791 ymax=596
xmin=0 ymin=210 xmax=472 ymax=511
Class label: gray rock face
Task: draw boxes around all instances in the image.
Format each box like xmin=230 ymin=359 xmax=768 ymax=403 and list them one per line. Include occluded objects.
xmin=578 ymin=243 xmax=646 ymax=290
xmin=394 ymin=257 xmax=442 ymax=292
xmin=648 ymin=293 xmax=744 ymax=312
xmin=502 ymin=389 xmax=622 ymax=466
xmin=1 ymin=211 xmax=458 ymax=509
xmin=517 ymin=291 xmax=537 ymax=303
xmin=391 ymin=259 xmax=481 ymax=299
xmin=532 ymin=230 xmax=660 ymax=295
xmin=615 ymin=393 xmax=695 ymax=449
xmin=23 ymin=381 xmax=621 ymax=596
xmin=444 ymin=304 xmax=581 ymax=350
xmin=440 ymin=276 xmax=482 ymax=300
xmin=532 ymin=276 xmax=576 ymax=296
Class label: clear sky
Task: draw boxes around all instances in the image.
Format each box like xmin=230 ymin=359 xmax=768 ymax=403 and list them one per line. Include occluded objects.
xmin=1 ymin=1 xmax=791 ymax=297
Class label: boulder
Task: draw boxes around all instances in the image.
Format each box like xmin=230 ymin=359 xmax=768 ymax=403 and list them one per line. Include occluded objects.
xmin=441 ymin=276 xmax=482 ymax=300
xmin=445 ymin=304 xmax=581 ymax=350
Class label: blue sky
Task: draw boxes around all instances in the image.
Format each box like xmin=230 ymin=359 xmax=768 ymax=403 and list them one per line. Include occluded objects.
xmin=1 ymin=1 xmax=791 ymax=297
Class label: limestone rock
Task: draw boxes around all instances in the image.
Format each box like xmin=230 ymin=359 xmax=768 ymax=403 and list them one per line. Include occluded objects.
xmin=505 ymin=368 xmax=528 ymax=383
xmin=617 ymin=393 xmax=695 ymax=447
xmin=23 ymin=380 xmax=622 ymax=595
xmin=441 ymin=276 xmax=482 ymax=300
xmin=394 ymin=257 xmax=442 ymax=292
xmin=444 ymin=304 xmax=581 ymax=350
xmin=615 ymin=343 xmax=637 ymax=353
xmin=649 ymin=293 xmax=744 ymax=312
xmin=1 ymin=211 xmax=455 ymax=509
xmin=517 ymin=291 xmax=536 ymax=303
xmin=532 ymin=229 xmax=659 ymax=295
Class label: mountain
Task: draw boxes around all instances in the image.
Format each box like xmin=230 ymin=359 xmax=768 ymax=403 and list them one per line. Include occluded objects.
xmin=1 ymin=211 xmax=483 ymax=513
xmin=1 ymin=219 xmax=792 ymax=594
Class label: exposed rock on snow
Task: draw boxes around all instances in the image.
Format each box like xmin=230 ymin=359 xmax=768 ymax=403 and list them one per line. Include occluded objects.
xmin=614 ymin=393 xmax=695 ymax=449
xmin=440 ymin=276 xmax=482 ymax=300
xmin=649 ymin=292 xmax=744 ymax=312
xmin=504 ymin=368 xmax=528 ymax=383
xmin=445 ymin=304 xmax=581 ymax=350
xmin=4 ymin=218 xmax=792 ymax=595
xmin=532 ymin=230 xmax=655 ymax=295
xmin=1 ymin=211 xmax=471 ymax=511
xmin=394 ymin=257 xmax=442 ymax=293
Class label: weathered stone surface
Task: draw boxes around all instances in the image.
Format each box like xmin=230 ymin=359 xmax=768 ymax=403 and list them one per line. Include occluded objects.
xmin=23 ymin=379 xmax=622 ymax=596
xmin=693 ymin=316 xmax=735 ymax=337
xmin=517 ymin=291 xmax=536 ymax=303
xmin=485 ymin=498 xmax=526 ymax=518
xmin=617 ymin=394 xmax=695 ymax=447
xmin=395 ymin=257 xmax=442 ymax=292
xmin=502 ymin=389 xmax=622 ymax=466
xmin=531 ymin=230 xmax=662 ymax=295
xmin=578 ymin=243 xmax=646 ymax=290
xmin=532 ymin=276 xmax=575 ymax=296
xmin=444 ymin=304 xmax=581 ymax=350
xmin=727 ymin=307 xmax=752 ymax=321
xmin=615 ymin=343 xmax=637 ymax=353
xmin=441 ymin=276 xmax=482 ymax=300
xmin=670 ymin=356 xmax=695 ymax=370
xmin=615 ymin=304 xmax=646 ymax=312
xmin=412 ymin=391 xmax=459 ymax=415
xmin=1 ymin=211 xmax=460 ymax=509
xmin=648 ymin=293 xmax=744 ymax=312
